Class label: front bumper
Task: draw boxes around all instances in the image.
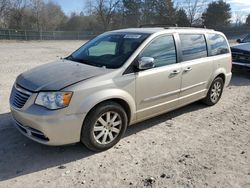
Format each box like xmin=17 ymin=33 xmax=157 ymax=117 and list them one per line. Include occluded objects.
xmin=10 ymin=105 xmax=85 ymax=146
xmin=232 ymin=61 xmax=250 ymax=68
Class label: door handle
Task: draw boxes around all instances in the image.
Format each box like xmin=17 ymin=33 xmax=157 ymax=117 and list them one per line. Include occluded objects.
xmin=169 ymin=70 xmax=180 ymax=77
xmin=184 ymin=67 xmax=192 ymax=72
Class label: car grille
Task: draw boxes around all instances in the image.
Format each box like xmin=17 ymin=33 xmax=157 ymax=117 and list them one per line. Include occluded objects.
xmin=232 ymin=52 xmax=250 ymax=64
xmin=12 ymin=84 xmax=32 ymax=109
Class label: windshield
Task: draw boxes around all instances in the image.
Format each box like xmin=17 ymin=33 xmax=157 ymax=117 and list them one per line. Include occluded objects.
xmin=242 ymin=34 xmax=250 ymax=43
xmin=67 ymin=33 xmax=149 ymax=68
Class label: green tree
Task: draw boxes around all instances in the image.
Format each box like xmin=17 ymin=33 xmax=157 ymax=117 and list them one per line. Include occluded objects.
xmin=246 ymin=14 xmax=250 ymax=26
xmin=123 ymin=0 xmax=142 ymax=27
xmin=176 ymin=8 xmax=189 ymax=27
xmin=154 ymin=0 xmax=176 ymax=25
xmin=202 ymin=0 xmax=231 ymax=28
xmin=141 ymin=0 xmax=157 ymax=24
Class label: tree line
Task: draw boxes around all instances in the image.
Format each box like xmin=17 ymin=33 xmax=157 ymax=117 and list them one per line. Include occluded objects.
xmin=0 ymin=0 xmax=249 ymax=31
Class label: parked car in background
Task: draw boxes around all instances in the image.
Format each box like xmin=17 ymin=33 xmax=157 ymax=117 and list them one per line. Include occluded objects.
xmin=10 ymin=27 xmax=232 ymax=151
xmin=231 ymin=43 xmax=250 ymax=68
xmin=236 ymin=34 xmax=250 ymax=43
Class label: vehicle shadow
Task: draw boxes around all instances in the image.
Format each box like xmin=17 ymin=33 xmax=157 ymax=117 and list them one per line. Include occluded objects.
xmin=0 ymin=112 xmax=95 ymax=181
xmin=0 ymin=101 xmax=206 ymax=181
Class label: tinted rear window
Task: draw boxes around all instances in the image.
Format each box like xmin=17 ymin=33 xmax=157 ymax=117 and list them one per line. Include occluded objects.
xmin=208 ymin=34 xmax=229 ymax=56
xmin=179 ymin=34 xmax=207 ymax=61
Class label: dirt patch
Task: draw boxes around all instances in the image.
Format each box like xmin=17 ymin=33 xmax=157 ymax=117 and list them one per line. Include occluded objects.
xmin=0 ymin=41 xmax=249 ymax=188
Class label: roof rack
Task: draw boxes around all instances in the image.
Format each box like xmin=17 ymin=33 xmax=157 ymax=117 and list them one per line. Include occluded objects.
xmin=165 ymin=27 xmax=212 ymax=30
xmin=139 ymin=24 xmax=178 ymax=28
xmin=139 ymin=24 xmax=211 ymax=30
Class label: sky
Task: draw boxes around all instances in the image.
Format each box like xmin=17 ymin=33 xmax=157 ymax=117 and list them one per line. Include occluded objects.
xmin=53 ymin=0 xmax=250 ymax=21
xmin=53 ymin=0 xmax=84 ymax=15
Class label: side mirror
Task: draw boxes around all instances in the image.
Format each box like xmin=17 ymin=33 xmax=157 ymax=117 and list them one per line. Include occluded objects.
xmin=137 ymin=57 xmax=155 ymax=70
xmin=236 ymin=39 xmax=242 ymax=43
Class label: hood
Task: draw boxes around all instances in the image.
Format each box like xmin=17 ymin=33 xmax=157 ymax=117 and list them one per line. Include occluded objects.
xmin=231 ymin=43 xmax=250 ymax=53
xmin=16 ymin=59 xmax=112 ymax=92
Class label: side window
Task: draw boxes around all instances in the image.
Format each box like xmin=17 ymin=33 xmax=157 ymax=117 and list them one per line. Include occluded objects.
xmin=179 ymin=34 xmax=207 ymax=61
xmin=140 ymin=35 xmax=177 ymax=67
xmin=89 ymin=41 xmax=116 ymax=56
xmin=208 ymin=34 xmax=229 ymax=56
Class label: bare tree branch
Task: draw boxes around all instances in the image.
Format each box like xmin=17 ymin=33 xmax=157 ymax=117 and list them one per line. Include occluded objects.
xmin=184 ymin=0 xmax=208 ymax=26
xmin=94 ymin=0 xmax=120 ymax=30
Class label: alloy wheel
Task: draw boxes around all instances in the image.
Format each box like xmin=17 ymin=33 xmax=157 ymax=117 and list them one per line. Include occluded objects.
xmin=93 ymin=111 xmax=122 ymax=144
xmin=210 ymin=81 xmax=222 ymax=103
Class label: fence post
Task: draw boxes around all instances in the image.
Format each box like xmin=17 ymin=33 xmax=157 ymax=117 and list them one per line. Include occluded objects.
xmin=8 ymin=30 xmax=11 ymax=40
xmin=25 ymin=30 xmax=27 ymax=40
xmin=40 ymin=30 xmax=42 ymax=40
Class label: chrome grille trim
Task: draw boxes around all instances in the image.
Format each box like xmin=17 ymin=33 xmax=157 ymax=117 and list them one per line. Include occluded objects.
xmin=12 ymin=84 xmax=32 ymax=109
xmin=232 ymin=52 xmax=250 ymax=63
xmin=15 ymin=83 xmax=32 ymax=95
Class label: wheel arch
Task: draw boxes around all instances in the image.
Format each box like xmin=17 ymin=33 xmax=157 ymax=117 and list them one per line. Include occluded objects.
xmin=79 ymin=89 xmax=136 ymax=125
xmin=208 ymin=68 xmax=227 ymax=89
xmin=215 ymin=73 xmax=225 ymax=84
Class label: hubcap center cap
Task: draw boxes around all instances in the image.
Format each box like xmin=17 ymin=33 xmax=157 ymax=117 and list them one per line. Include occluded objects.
xmin=106 ymin=122 xmax=112 ymax=130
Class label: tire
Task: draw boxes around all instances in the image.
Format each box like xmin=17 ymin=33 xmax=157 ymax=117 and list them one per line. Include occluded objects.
xmin=203 ymin=77 xmax=224 ymax=106
xmin=81 ymin=101 xmax=128 ymax=152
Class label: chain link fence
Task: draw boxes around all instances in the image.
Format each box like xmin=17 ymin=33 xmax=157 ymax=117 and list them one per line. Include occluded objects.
xmin=218 ymin=27 xmax=250 ymax=40
xmin=0 ymin=29 xmax=102 ymax=40
xmin=0 ymin=27 xmax=250 ymax=41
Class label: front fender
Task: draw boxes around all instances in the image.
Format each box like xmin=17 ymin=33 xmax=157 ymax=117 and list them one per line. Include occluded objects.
xmin=78 ymin=89 xmax=136 ymax=124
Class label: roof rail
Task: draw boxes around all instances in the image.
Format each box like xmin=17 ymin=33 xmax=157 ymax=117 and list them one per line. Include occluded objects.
xmin=139 ymin=24 xmax=212 ymax=30
xmin=139 ymin=24 xmax=178 ymax=28
xmin=165 ymin=27 xmax=213 ymax=30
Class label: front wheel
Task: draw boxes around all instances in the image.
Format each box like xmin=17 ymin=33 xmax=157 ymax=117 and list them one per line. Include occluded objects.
xmin=203 ymin=77 xmax=224 ymax=106
xmin=81 ymin=101 xmax=128 ymax=152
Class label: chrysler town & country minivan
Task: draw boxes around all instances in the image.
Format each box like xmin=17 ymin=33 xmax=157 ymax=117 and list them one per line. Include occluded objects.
xmin=9 ymin=27 xmax=232 ymax=151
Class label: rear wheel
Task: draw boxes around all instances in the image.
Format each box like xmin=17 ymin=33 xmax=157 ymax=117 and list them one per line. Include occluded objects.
xmin=81 ymin=101 xmax=128 ymax=152
xmin=203 ymin=77 xmax=224 ymax=106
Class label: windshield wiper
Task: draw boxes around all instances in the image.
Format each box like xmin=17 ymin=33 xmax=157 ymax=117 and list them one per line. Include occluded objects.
xmin=65 ymin=55 xmax=75 ymax=61
xmin=66 ymin=56 xmax=103 ymax=68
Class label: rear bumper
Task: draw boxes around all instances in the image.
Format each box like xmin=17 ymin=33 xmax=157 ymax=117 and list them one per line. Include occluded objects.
xmin=10 ymin=105 xmax=85 ymax=146
xmin=225 ymin=72 xmax=232 ymax=87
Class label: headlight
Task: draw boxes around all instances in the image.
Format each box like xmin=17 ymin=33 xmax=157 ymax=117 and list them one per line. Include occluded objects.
xmin=35 ymin=92 xmax=73 ymax=110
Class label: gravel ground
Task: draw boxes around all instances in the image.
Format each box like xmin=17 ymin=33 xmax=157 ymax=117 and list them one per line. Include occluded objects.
xmin=0 ymin=41 xmax=249 ymax=188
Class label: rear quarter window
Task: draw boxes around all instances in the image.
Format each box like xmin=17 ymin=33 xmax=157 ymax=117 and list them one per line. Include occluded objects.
xmin=179 ymin=34 xmax=207 ymax=61
xmin=208 ymin=34 xmax=229 ymax=56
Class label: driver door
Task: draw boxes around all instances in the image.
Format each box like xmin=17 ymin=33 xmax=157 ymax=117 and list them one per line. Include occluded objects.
xmin=135 ymin=35 xmax=182 ymax=121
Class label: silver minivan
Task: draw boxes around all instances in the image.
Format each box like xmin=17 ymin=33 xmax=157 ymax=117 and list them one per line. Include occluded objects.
xmin=10 ymin=27 xmax=232 ymax=151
